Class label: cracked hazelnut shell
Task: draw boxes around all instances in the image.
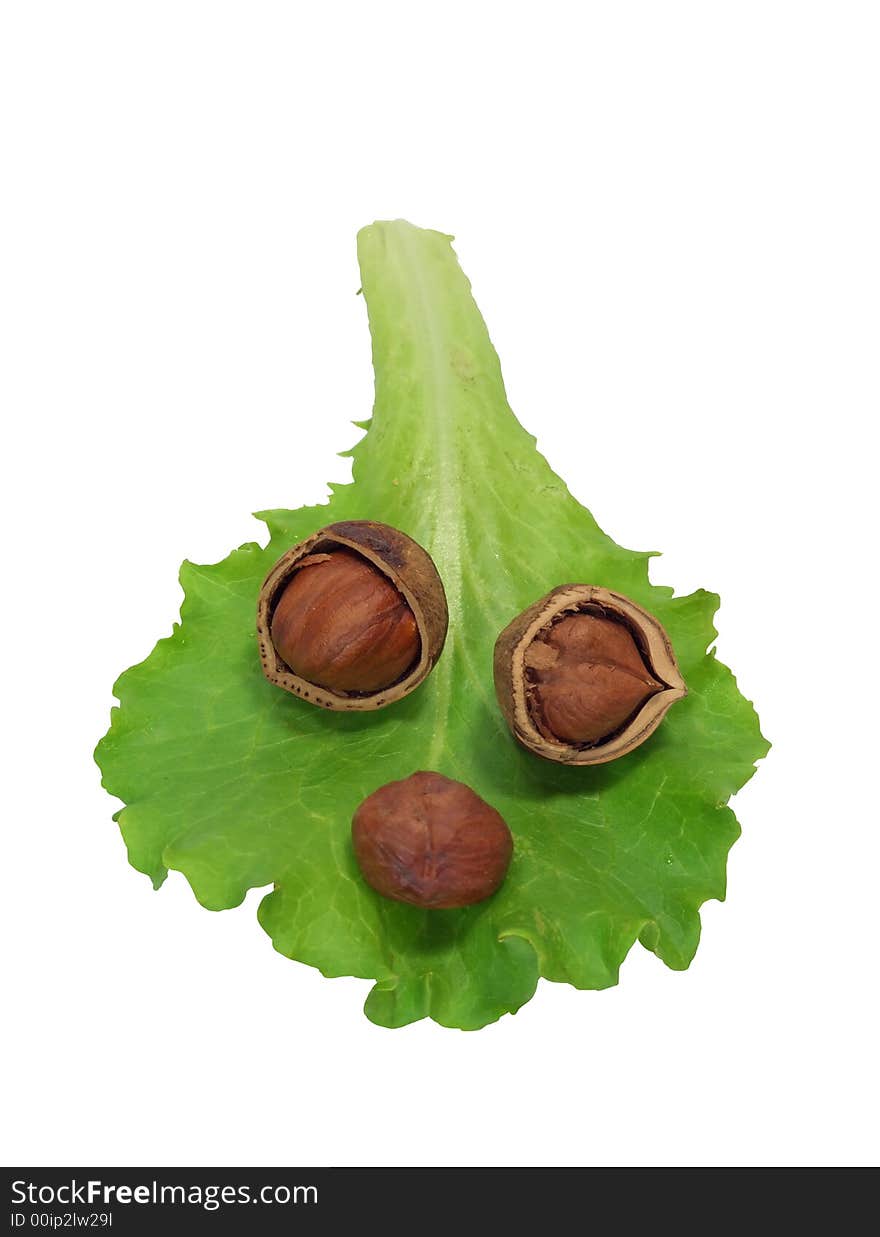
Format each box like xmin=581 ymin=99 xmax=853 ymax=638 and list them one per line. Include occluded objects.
xmin=494 ymin=585 xmax=686 ymax=765
xmin=352 ymin=771 xmax=513 ymax=909
xmin=257 ymin=521 xmax=448 ymax=711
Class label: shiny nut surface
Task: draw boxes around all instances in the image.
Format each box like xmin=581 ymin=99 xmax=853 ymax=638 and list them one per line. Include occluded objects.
xmin=494 ymin=585 xmax=686 ymax=765
xmin=526 ymin=610 xmax=664 ymax=744
xmin=257 ymin=521 xmax=448 ymax=711
xmin=270 ymin=550 xmax=420 ymax=693
xmin=352 ymin=772 xmax=513 ymax=909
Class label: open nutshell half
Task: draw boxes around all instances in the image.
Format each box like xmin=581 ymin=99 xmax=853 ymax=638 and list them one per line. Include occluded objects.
xmin=257 ymin=520 xmax=448 ymax=711
xmin=493 ymin=584 xmax=687 ymax=765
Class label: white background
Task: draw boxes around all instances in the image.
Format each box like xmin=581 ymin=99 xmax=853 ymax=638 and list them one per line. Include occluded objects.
xmin=2 ymin=2 xmax=877 ymax=1168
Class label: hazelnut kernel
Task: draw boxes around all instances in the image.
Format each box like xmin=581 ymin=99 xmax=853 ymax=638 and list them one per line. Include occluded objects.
xmin=271 ymin=550 xmax=420 ymax=694
xmin=352 ymin=772 xmax=513 ymax=909
xmin=527 ymin=611 xmax=663 ymax=745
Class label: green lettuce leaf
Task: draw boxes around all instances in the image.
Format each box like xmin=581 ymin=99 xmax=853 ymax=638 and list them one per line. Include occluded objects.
xmin=96 ymin=220 xmax=768 ymax=1030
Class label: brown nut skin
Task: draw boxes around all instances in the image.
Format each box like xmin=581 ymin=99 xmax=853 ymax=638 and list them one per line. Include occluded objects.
xmin=526 ymin=611 xmax=664 ymax=744
xmin=494 ymin=585 xmax=687 ymax=766
xmin=352 ymin=772 xmax=513 ymax=909
xmin=257 ymin=521 xmax=448 ymax=711
xmin=270 ymin=550 xmax=420 ymax=693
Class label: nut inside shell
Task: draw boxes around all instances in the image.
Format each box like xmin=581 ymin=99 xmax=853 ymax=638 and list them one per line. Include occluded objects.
xmin=494 ymin=585 xmax=686 ymax=765
xmin=257 ymin=521 xmax=448 ymax=711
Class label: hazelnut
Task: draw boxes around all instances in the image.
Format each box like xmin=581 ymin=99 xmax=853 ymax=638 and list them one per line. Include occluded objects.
xmin=494 ymin=585 xmax=686 ymax=765
xmin=257 ymin=521 xmax=448 ymax=711
xmin=270 ymin=551 xmax=419 ymax=693
xmin=352 ymin=772 xmax=513 ymax=909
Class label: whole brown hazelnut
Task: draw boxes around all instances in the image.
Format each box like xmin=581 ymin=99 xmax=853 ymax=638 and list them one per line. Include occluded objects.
xmin=352 ymin=772 xmax=513 ymax=909
xmin=257 ymin=521 xmax=448 ymax=711
xmin=494 ymin=585 xmax=687 ymax=765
